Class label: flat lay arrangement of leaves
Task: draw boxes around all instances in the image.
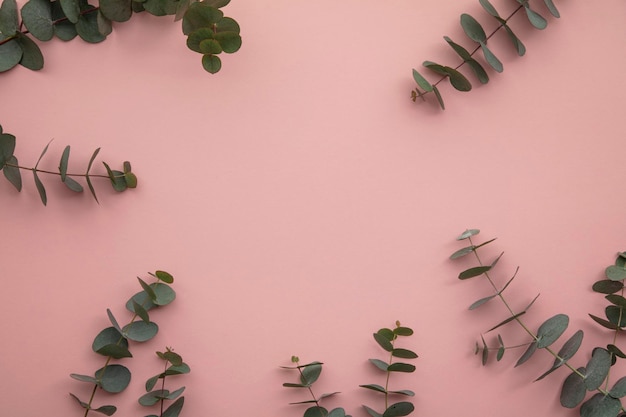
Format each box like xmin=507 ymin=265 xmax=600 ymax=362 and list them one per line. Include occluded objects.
xmin=0 ymin=0 xmax=241 ymax=74
xmin=69 ymin=270 xmax=183 ymax=416
xmin=0 ymin=124 xmax=136 ymax=205
xmin=282 ymin=323 xmax=417 ymax=417
xmin=451 ymin=229 xmax=626 ymax=417
xmin=411 ymin=0 xmax=560 ymax=109
xmin=139 ymin=347 xmax=190 ymax=417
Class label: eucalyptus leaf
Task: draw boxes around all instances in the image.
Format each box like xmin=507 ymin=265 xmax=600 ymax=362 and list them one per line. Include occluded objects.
xmin=592 ymin=280 xmax=624 ymax=294
xmin=606 ymin=294 xmax=626 ymax=308
xmin=304 ymin=406 xmax=328 ymax=417
xmin=0 ymin=35 xmax=22 ymax=72
xmin=3 ymin=155 xmax=22 ymax=191
xmin=63 ymin=176 xmax=83 ymax=192
xmin=450 ymin=245 xmax=475 ymax=260
xmin=363 ymin=405 xmax=383 ymax=417
xmin=536 ymin=314 xmax=569 ymax=349
xmin=374 ymin=332 xmax=394 ymax=352
xmin=432 ymin=85 xmax=445 ymax=110
xmin=478 ymin=0 xmax=499 ymax=17
xmin=488 ymin=311 xmax=525 ymax=332
xmin=76 ymin=10 xmax=107 ymax=43
xmin=122 ymin=320 xmax=159 ymax=342
xmin=605 ymin=305 xmax=626 ymax=328
xmin=182 ymin=2 xmax=224 ymax=35
xmin=387 ymin=363 xmax=415 ymax=373
xmin=580 ymin=393 xmax=622 ymax=417
xmin=155 ymin=270 xmax=174 ymax=284
xmin=610 ymin=376 xmax=626 ymax=398
xmin=99 ymin=0 xmax=132 ymax=22
xmin=300 ymin=362 xmax=322 ymax=386
xmin=214 ymin=31 xmax=241 ymax=53
xmin=606 ymin=265 xmax=626 ymax=281
xmin=360 ymin=384 xmax=387 ymax=394
xmin=152 ymin=282 xmax=176 ymax=305
xmin=59 ymin=0 xmax=81 ymax=23
xmin=59 ymin=145 xmax=70 ymax=182
xmin=92 ymin=326 xmax=128 ymax=353
xmin=32 ymin=169 xmax=47 ymax=205
xmin=469 ymin=294 xmax=496 ymax=310
xmin=457 ymin=229 xmax=479 ymax=240
xmin=0 ymin=0 xmax=18 ymax=36
xmin=411 ymin=68 xmax=433 ymax=92
xmin=560 ymin=368 xmax=586 ymax=408
xmin=162 ymin=397 xmax=184 ymax=417
xmin=383 ymin=401 xmax=414 ymax=417
xmin=202 ymin=53 xmax=221 ymax=73
xmin=96 ymin=343 xmax=133 ymax=359
xmin=556 ymin=330 xmax=583 ymax=362
xmin=589 ymin=313 xmax=620 ymax=330
xmin=502 ymin=25 xmax=526 ymax=56
xmin=460 ymin=13 xmax=486 ymax=43
xmin=369 ymin=358 xmax=389 ymax=372
xmin=95 ymin=364 xmax=131 ymax=393
xmin=524 ymin=6 xmax=547 ymax=30
xmin=458 ymin=265 xmax=491 ymax=280
xmin=515 ymin=341 xmax=537 ymax=367
xmin=584 ymin=348 xmax=611 ymax=391
xmin=21 ymin=0 xmax=54 ymax=41
xmin=480 ymin=42 xmax=503 ymax=73
xmin=391 ymin=348 xmax=418 ymax=359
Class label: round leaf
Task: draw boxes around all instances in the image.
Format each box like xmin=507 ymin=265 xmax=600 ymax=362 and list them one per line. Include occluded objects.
xmin=0 ymin=0 xmax=19 ymax=36
xmin=0 ymin=35 xmax=23 ymax=72
xmin=152 ymin=282 xmax=176 ymax=305
xmin=580 ymin=393 xmax=621 ymax=417
xmin=122 ymin=321 xmax=158 ymax=342
xmin=59 ymin=0 xmax=81 ymax=23
xmin=182 ymin=2 xmax=224 ymax=35
xmin=214 ymin=31 xmax=241 ymax=53
xmin=96 ymin=364 xmax=131 ymax=393
xmin=21 ymin=0 xmax=54 ymax=41
xmin=92 ymin=327 xmax=129 ymax=354
xmin=606 ymin=265 xmax=626 ymax=281
xmin=76 ymin=10 xmax=107 ymax=43
xmin=202 ymin=54 xmax=221 ymax=73
xmin=383 ymin=402 xmax=414 ymax=417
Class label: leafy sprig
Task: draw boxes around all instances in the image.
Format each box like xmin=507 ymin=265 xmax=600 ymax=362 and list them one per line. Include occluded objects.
xmin=411 ymin=0 xmax=560 ymax=109
xmin=0 ymin=0 xmax=241 ymax=74
xmin=69 ymin=270 xmax=177 ymax=416
xmin=282 ymin=356 xmax=350 ymax=417
xmin=360 ymin=322 xmax=417 ymax=417
xmin=139 ymin=347 xmax=190 ymax=417
xmin=451 ymin=229 xmax=626 ymax=417
xmin=0 ymin=124 xmax=136 ymax=205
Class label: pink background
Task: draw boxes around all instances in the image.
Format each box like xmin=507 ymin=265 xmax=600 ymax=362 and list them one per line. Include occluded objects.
xmin=1 ymin=0 xmax=626 ymax=416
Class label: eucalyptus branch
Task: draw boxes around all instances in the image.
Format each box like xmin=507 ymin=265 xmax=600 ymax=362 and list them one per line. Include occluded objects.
xmin=411 ymin=0 xmax=561 ymax=109
xmin=139 ymin=347 xmax=189 ymax=417
xmin=69 ymin=271 xmax=177 ymax=417
xmin=282 ymin=356 xmax=349 ymax=417
xmin=0 ymin=125 xmax=136 ymax=205
xmin=452 ymin=229 xmax=626 ymax=417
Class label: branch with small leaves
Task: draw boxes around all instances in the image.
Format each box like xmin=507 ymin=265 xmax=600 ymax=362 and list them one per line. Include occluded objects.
xmin=139 ymin=347 xmax=190 ymax=417
xmin=69 ymin=270 xmax=177 ymax=417
xmin=411 ymin=0 xmax=560 ymax=109
xmin=451 ymin=229 xmax=626 ymax=417
xmin=282 ymin=356 xmax=351 ymax=417
xmin=0 ymin=0 xmax=241 ymax=74
xmin=0 ymin=124 xmax=136 ymax=205
xmin=360 ymin=322 xmax=417 ymax=417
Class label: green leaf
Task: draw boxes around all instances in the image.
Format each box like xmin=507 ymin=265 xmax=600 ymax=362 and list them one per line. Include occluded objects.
xmin=374 ymin=332 xmax=394 ymax=352
xmin=556 ymin=330 xmax=584 ymax=362
xmin=59 ymin=145 xmax=70 ymax=182
xmin=391 ymin=348 xmax=418 ymax=359
xmin=122 ymin=320 xmax=158 ymax=342
xmin=300 ymin=362 xmax=322 ymax=386
xmin=487 ymin=311 xmax=525 ymax=332
xmin=432 ymin=84 xmax=445 ymax=110
xmin=182 ymin=2 xmax=224 ymax=35
xmin=162 ymin=397 xmax=184 ymax=417
xmin=515 ymin=341 xmax=537 ymax=367
xmin=89 ymin=401 xmax=118 ymax=416
xmin=327 ymin=408 xmax=347 ymax=417
xmin=132 ymin=300 xmax=150 ymax=323
xmin=167 ymin=386 xmax=186 ymax=400
xmin=480 ymin=42 xmax=503 ymax=73
xmin=389 ymin=390 xmax=415 ymax=396
xmin=606 ymin=294 xmax=626 ymax=309
xmin=51 ymin=1 xmax=78 ymax=40
xmin=186 ymin=27 xmax=214 ymax=53
xmin=592 ymin=280 xmax=623 ymax=294
xmin=479 ymin=0 xmax=499 ymax=17
xmin=460 ymin=13 xmax=486 ymax=43
xmin=92 ymin=327 xmax=128 ymax=353
xmin=63 ymin=176 xmax=83 ymax=192
xmin=457 ymin=229 xmax=479 ymax=240
xmin=607 ymin=344 xmax=626 ymax=359
xmin=0 ymin=0 xmax=19 ymax=35
xmin=377 ymin=328 xmax=394 ymax=341
xmin=589 ymin=313 xmax=620 ymax=330
xmin=21 ymin=0 xmax=54 ymax=41
xmin=536 ymin=314 xmax=569 ymax=349
xmin=383 ymin=402 xmax=414 ymax=417
xmin=412 ymin=68 xmax=433 ymax=92
xmin=214 ymin=31 xmax=241 ymax=54
xmin=387 ymin=363 xmax=415 ymax=373
xmin=543 ymin=0 xmax=559 ymax=18
xmin=126 ymin=290 xmax=157 ymax=313
xmin=85 ymin=147 xmax=100 ymax=203
xmin=469 ymin=294 xmax=496 ymax=310
xmin=450 ymin=245 xmax=475 ymax=260
xmin=360 ymin=384 xmax=387 ymax=394
xmin=76 ymin=9 xmax=107 ymax=43
xmin=145 ymin=374 xmax=160 ymax=391
xmin=584 ymin=348 xmax=611 ymax=391
xmin=60 ymin=0 xmax=80 ymax=23
xmin=97 ymin=10 xmax=112 ymax=36
xmin=580 ymin=393 xmax=622 ymax=417
xmin=96 ymin=344 xmax=133 ymax=359
xmin=610 ymin=376 xmax=626 ymax=398
xmin=304 ymin=406 xmax=328 ymax=417
xmin=99 ymin=0 xmax=132 ymax=22
xmin=458 ymin=265 xmax=491 ymax=280
xmin=154 ymin=270 xmax=174 ymax=284
xmin=69 ymin=393 xmax=90 ymax=409
xmin=106 ymin=308 xmax=123 ymax=333
xmin=138 ymin=389 xmax=167 ymax=406
xmin=3 ymin=155 xmax=22 ymax=191
xmin=560 ymin=368 xmax=586 ymax=408
xmin=32 ymin=169 xmax=47 ymax=205
xmin=423 ymin=61 xmax=471 ymax=92
xmin=202 ymin=54 xmax=221 ymax=73
xmin=363 ymin=405 xmax=383 ymax=417
xmin=606 ymin=265 xmax=626 ymax=281
xmin=152 ymin=282 xmax=176 ymax=305
xmin=138 ymin=277 xmax=158 ymax=301
xmin=0 ymin=130 xmax=15 ymax=168
xmin=204 ymin=0 xmax=230 ymax=8
xmin=102 ymin=162 xmax=127 ymax=191
xmin=523 ymin=6 xmax=547 ymax=30
xmin=369 ymin=358 xmax=389 ymax=371
xmin=605 ymin=306 xmax=626 ymax=328
xmin=70 ymin=373 xmax=98 ymax=384
xmin=502 ymin=25 xmax=526 ymax=56
xmin=443 ymin=37 xmax=489 ymax=84
xmin=95 ymin=364 xmax=131 ymax=393
xmin=0 ymin=35 xmax=22 ymax=72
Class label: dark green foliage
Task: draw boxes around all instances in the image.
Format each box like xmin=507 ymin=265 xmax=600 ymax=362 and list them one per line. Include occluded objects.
xmin=411 ymin=0 xmax=560 ymax=109
xmin=139 ymin=348 xmax=189 ymax=417
xmin=360 ymin=322 xmax=417 ymax=417
xmin=282 ymin=356 xmax=350 ymax=417
xmin=70 ymin=271 xmax=177 ymax=416
xmin=0 ymin=0 xmax=241 ymax=74
xmin=0 ymin=124 xmax=135 ymax=205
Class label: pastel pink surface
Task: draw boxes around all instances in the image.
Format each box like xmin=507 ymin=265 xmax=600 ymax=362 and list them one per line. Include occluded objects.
xmin=1 ymin=1 xmax=625 ymax=416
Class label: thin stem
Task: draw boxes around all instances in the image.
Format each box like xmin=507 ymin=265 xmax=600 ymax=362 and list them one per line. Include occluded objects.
xmin=5 ymin=162 xmax=122 ymax=179
xmin=413 ymin=4 xmax=525 ymax=98
xmin=160 ymin=359 xmax=169 ymax=417
xmin=295 ymin=362 xmax=324 ymax=417
xmin=384 ymin=339 xmax=395 ymax=410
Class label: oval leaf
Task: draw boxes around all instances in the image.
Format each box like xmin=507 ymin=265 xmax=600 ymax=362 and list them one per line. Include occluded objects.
xmin=584 ymin=348 xmax=611 ymax=391
xmin=460 ymin=14 xmax=486 ymax=43
xmin=536 ymin=314 xmax=569 ymax=349
xmin=560 ymin=368 xmax=586 ymax=408
xmin=122 ymin=321 xmax=158 ymax=342
xmin=95 ymin=364 xmax=131 ymax=393
xmin=383 ymin=402 xmax=414 ymax=417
